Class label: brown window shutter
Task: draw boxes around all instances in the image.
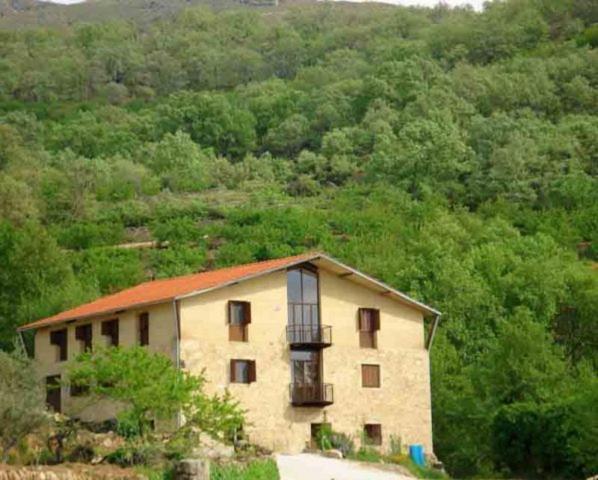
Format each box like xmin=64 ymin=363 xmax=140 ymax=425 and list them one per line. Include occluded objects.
xmin=230 ymin=360 xmax=236 ymax=382
xmin=362 ymin=364 xmax=380 ymax=388
xmin=139 ymin=313 xmax=149 ymax=346
xmin=227 ymin=301 xmax=234 ymax=324
xmin=248 ymin=361 xmax=256 ymax=383
xmin=373 ymin=309 xmax=380 ymax=331
xmin=243 ymin=302 xmax=251 ymax=324
xmin=358 ymin=308 xmax=366 ymax=331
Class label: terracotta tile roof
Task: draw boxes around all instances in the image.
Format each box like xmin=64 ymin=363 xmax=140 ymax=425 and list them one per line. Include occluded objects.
xmin=19 ymin=252 xmax=318 ymax=331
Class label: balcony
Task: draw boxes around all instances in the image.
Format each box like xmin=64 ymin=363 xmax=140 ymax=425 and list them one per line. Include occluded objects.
xmin=289 ymin=383 xmax=334 ymax=407
xmin=286 ymin=324 xmax=332 ymax=349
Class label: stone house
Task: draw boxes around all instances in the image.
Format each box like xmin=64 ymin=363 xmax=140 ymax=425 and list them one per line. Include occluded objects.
xmin=18 ymin=252 xmax=440 ymax=454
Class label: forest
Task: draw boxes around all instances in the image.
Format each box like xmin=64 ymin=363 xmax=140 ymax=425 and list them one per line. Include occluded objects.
xmin=0 ymin=0 xmax=597 ymax=477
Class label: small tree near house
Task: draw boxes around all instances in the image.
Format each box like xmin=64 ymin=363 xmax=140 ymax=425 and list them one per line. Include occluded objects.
xmin=0 ymin=349 xmax=48 ymax=462
xmin=67 ymin=346 xmax=244 ymax=450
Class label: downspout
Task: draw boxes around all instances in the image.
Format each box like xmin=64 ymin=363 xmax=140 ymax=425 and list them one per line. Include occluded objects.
xmin=425 ymin=313 xmax=441 ymax=350
xmin=172 ymin=298 xmax=182 ymax=429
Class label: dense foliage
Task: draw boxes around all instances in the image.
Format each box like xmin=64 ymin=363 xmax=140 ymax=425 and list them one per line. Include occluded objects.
xmin=1 ymin=0 xmax=597 ymax=477
xmin=0 ymin=349 xmax=48 ymax=462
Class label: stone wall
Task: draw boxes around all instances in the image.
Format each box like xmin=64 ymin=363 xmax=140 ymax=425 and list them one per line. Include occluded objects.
xmin=0 ymin=465 xmax=143 ymax=480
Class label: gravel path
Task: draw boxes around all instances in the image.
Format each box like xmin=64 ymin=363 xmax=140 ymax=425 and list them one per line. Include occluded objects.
xmin=276 ymin=453 xmax=413 ymax=480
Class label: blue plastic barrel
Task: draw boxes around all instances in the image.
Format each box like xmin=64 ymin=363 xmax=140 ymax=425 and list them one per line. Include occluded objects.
xmin=409 ymin=444 xmax=425 ymax=466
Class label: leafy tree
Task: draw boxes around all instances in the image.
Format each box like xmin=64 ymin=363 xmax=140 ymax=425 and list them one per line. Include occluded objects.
xmin=67 ymin=346 xmax=243 ymax=441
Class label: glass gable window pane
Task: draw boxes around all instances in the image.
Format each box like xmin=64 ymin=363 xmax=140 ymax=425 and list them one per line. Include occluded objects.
xmin=287 ymin=270 xmax=302 ymax=303
xmin=302 ymin=271 xmax=318 ymax=304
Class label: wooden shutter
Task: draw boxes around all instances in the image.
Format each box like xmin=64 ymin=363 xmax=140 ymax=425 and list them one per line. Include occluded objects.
xmin=362 ymin=364 xmax=380 ymax=388
xmin=248 ymin=360 xmax=256 ymax=383
xmin=230 ymin=360 xmax=237 ymax=382
xmin=372 ymin=309 xmax=380 ymax=331
xmin=243 ymin=302 xmax=251 ymax=324
xmin=139 ymin=313 xmax=149 ymax=346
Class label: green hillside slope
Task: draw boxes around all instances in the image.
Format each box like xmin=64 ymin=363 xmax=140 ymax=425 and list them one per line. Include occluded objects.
xmin=0 ymin=1 xmax=597 ymax=477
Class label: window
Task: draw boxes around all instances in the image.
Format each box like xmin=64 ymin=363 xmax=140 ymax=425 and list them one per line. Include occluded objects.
xmin=50 ymin=329 xmax=67 ymax=362
xmin=358 ymin=308 xmax=380 ymax=349
xmin=364 ymin=424 xmax=382 ymax=446
xmin=75 ymin=324 xmax=92 ymax=353
xmin=228 ymin=301 xmax=251 ymax=342
xmin=46 ymin=375 xmax=61 ymax=413
xmin=287 ymin=266 xmax=319 ymax=328
xmin=101 ymin=319 xmax=119 ymax=347
xmin=70 ymin=382 xmax=89 ymax=397
xmin=230 ymin=359 xmax=256 ymax=384
xmin=138 ymin=312 xmax=149 ymax=346
xmin=361 ymin=364 xmax=380 ymax=388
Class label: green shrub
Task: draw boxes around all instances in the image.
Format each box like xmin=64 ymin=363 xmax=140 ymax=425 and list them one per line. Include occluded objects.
xmin=211 ymin=459 xmax=279 ymax=480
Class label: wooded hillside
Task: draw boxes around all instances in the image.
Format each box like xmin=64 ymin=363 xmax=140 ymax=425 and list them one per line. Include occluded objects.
xmin=0 ymin=0 xmax=597 ymax=477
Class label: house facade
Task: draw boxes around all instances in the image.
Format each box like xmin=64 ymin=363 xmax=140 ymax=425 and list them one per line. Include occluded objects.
xmin=19 ymin=252 xmax=440 ymax=454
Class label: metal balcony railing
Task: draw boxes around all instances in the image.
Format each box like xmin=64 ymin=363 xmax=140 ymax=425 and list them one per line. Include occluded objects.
xmin=289 ymin=382 xmax=334 ymax=406
xmin=286 ymin=324 xmax=332 ymax=348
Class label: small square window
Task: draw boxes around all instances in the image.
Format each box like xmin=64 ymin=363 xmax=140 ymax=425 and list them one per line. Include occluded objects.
xmin=50 ymin=329 xmax=68 ymax=362
xmin=228 ymin=301 xmax=251 ymax=342
xmin=364 ymin=424 xmax=382 ymax=446
xmin=101 ymin=319 xmax=119 ymax=347
xmin=361 ymin=364 xmax=380 ymax=388
xmin=75 ymin=324 xmax=92 ymax=353
xmin=46 ymin=375 xmax=61 ymax=412
xmin=358 ymin=308 xmax=380 ymax=349
xmin=230 ymin=359 xmax=256 ymax=384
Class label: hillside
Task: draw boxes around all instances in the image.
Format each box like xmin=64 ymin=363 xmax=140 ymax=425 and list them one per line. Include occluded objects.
xmin=0 ymin=0 xmax=597 ymax=477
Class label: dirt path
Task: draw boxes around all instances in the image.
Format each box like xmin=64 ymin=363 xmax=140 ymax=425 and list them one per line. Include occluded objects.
xmin=276 ymin=453 xmax=413 ymax=480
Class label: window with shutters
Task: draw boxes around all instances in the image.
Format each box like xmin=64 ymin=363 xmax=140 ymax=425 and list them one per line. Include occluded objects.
xmin=101 ymin=319 xmax=119 ymax=347
xmin=364 ymin=424 xmax=382 ymax=446
xmin=138 ymin=312 xmax=149 ymax=346
xmin=228 ymin=301 xmax=251 ymax=342
xmin=230 ymin=359 xmax=256 ymax=384
xmin=75 ymin=324 xmax=92 ymax=353
xmin=46 ymin=375 xmax=61 ymax=412
xmin=361 ymin=364 xmax=380 ymax=388
xmin=50 ymin=329 xmax=68 ymax=362
xmin=358 ymin=308 xmax=380 ymax=349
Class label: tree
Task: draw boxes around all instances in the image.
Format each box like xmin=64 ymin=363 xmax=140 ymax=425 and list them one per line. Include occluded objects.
xmin=0 ymin=349 xmax=48 ymax=462
xmin=67 ymin=346 xmax=243 ymax=441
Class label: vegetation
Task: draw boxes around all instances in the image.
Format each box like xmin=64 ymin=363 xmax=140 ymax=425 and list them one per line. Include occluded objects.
xmin=0 ymin=0 xmax=597 ymax=477
xmin=68 ymin=346 xmax=244 ymax=465
xmin=210 ymin=459 xmax=279 ymax=480
xmin=0 ymin=349 xmax=48 ymax=462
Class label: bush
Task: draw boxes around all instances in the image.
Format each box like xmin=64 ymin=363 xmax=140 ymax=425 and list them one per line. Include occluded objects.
xmin=211 ymin=459 xmax=279 ymax=480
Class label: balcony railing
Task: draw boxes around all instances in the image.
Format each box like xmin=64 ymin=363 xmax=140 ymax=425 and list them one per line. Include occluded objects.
xmin=286 ymin=324 xmax=332 ymax=348
xmin=289 ymin=382 xmax=333 ymax=406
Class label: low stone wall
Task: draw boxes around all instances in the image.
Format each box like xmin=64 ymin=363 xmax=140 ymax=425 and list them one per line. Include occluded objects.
xmin=0 ymin=464 xmax=144 ymax=480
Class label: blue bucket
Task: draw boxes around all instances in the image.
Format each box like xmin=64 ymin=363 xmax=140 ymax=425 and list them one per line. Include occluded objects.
xmin=409 ymin=444 xmax=425 ymax=467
